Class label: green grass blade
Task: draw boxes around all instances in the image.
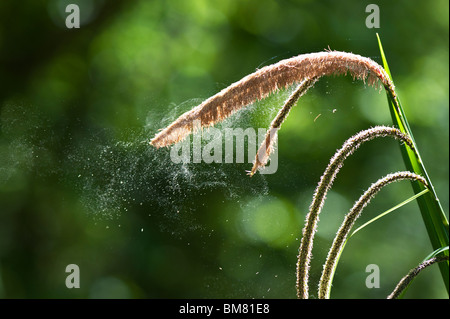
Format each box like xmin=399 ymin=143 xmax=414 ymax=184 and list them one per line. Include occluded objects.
xmin=377 ymin=34 xmax=449 ymax=294
xmin=351 ymin=189 xmax=429 ymax=237
xmin=424 ymin=246 xmax=449 ymax=262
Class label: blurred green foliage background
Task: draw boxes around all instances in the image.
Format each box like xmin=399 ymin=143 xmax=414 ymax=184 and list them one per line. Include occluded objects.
xmin=0 ymin=0 xmax=448 ymax=298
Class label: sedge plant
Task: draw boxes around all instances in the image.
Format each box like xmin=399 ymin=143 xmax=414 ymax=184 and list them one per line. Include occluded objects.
xmin=151 ymin=37 xmax=448 ymax=298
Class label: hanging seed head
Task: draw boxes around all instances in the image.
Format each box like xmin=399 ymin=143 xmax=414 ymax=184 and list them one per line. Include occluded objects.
xmin=150 ymin=51 xmax=394 ymax=148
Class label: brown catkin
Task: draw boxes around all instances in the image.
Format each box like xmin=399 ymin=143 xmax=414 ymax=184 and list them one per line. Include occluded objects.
xmin=151 ymin=51 xmax=394 ymax=148
xmin=387 ymin=255 xmax=449 ymax=299
xmin=249 ymin=77 xmax=318 ymax=176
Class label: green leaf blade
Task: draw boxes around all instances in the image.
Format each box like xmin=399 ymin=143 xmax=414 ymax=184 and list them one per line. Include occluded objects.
xmin=376 ymin=33 xmax=449 ymax=294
